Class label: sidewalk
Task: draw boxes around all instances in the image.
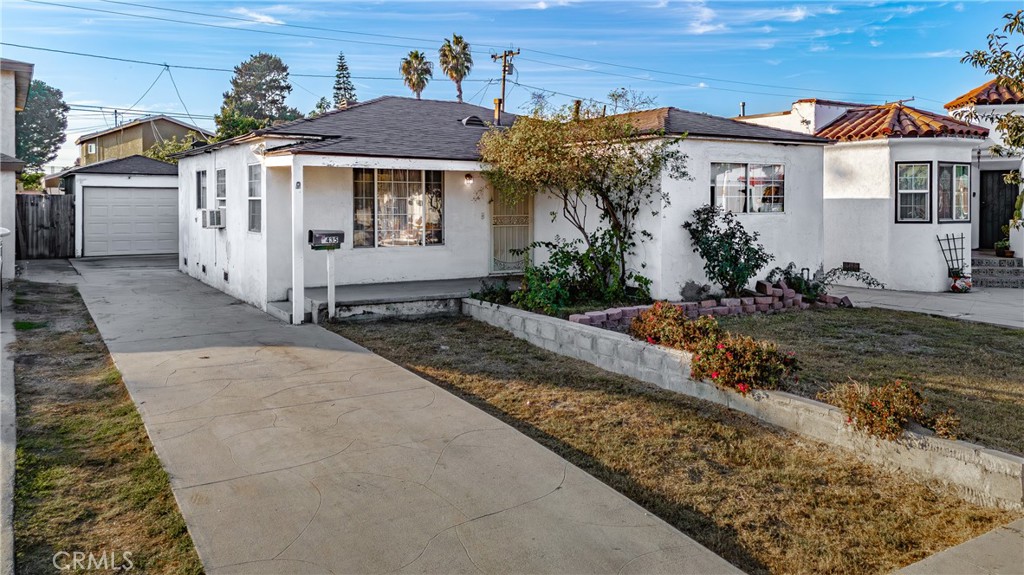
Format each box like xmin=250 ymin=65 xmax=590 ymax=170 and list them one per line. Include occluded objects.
xmin=57 ymin=257 xmax=739 ymax=574
xmin=899 ymin=519 xmax=1023 ymax=574
xmin=831 ymin=286 xmax=1024 ymax=329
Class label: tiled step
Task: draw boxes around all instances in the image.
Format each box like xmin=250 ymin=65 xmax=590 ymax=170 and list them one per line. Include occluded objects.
xmin=972 ymin=277 xmax=1024 ymax=288
xmin=971 ymin=266 xmax=1024 ymax=278
xmin=971 ymin=256 xmax=1023 ymax=268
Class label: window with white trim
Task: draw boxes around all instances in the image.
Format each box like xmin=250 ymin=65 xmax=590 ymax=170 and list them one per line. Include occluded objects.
xmin=352 ymin=168 xmax=444 ymax=248
xmin=710 ymin=162 xmax=785 ymax=213
xmin=196 ymin=170 xmax=207 ymax=209
xmin=896 ymin=162 xmax=930 ymax=222
xmin=247 ymin=164 xmax=262 ymax=233
xmin=215 ymin=168 xmax=227 ymax=209
xmin=937 ymin=163 xmax=970 ymax=222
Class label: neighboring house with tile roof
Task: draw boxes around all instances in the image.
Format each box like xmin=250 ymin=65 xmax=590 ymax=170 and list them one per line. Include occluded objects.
xmin=738 ymin=99 xmax=989 ymax=292
xmin=175 ymin=96 xmax=828 ymax=323
xmin=945 ymin=78 xmax=1024 ymax=255
xmin=75 ymin=115 xmax=213 ymax=166
xmin=1 ymin=57 xmax=34 ymax=279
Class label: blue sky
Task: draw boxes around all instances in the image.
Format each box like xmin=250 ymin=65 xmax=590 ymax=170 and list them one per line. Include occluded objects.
xmin=0 ymin=0 xmax=1017 ymax=168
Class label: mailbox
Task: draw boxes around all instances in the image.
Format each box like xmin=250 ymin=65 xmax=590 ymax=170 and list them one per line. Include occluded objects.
xmin=308 ymin=229 xmax=344 ymax=250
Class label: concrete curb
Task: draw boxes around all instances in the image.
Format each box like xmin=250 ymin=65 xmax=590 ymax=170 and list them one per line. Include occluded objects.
xmin=462 ymin=298 xmax=1024 ymax=510
xmin=1 ymin=284 xmax=18 ymax=575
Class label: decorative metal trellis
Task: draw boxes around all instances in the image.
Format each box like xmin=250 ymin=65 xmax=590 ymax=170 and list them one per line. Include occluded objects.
xmin=936 ymin=233 xmax=967 ymax=278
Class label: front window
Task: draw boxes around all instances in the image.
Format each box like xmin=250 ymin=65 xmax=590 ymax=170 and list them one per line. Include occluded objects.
xmin=352 ymin=168 xmax=444 ymax=248
xmin=896 ymin=163 xmax=930 ymax=222
xmin=937 ymin=163 xmax=970 ymax=222
xmin=196 ymin=170 xmax=207 ymax=209
xmin=247 ymin=164 xmax=262 ymax=233
xmin=710 ymin=162 xmax=785 ymax=213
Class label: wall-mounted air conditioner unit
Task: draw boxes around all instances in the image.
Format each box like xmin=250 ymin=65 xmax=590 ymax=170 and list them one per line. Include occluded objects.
xmin=203 ymin=208 xmax=225 ymax=229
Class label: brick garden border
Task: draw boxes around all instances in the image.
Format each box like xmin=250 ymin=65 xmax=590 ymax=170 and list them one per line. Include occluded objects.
xmin=462 ymin=298 xmax=1024 ymax=510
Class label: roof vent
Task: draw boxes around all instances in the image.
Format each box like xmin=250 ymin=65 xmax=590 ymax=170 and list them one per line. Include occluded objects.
xmin=461 ymin=115 xmax=486 ymax=127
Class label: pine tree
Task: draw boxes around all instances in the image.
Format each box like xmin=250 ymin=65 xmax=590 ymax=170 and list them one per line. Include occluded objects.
xmin=332 ymin=51 xmax=357 ymax=108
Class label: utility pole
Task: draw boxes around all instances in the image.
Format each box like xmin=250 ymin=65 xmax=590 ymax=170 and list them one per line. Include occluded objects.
xmin=113 ymin=109 xmax=119 ymax=127
xmin=491 ymin=49 xmax=519 ymax=112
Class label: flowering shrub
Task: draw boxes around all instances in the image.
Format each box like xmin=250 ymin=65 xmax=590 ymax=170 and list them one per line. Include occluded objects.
xmin=628 ymin=302 xmax=721 ymax=348
xmin=630 ymin=302 xmax=794 ymax=393
xmin=823 ymin=380 xmax=936 ymax=441
xmin=689 ymin=333 xmax=796 ymax=392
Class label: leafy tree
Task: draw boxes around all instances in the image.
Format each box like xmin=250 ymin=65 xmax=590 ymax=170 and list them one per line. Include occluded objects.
xmin=683 ymin=204 xmax=772 ymax=298
xmin=400 ymin=50 xmax=433 ymax=100
xmin=309 ymin=97 xmax=332 ymax=118
xmin=15 ymin=80 xmax=69 ymax=170
xmin=439 ymin=34 xmax=473 ymax=103
xmin=18 ymin=172 xmax=44 ymax=191
xmin=143 ymin=132 xmax=202 ymax=164
xmin=961 ymin=9 xmax=1024 ymax=227
xmin=480 ymin=90 xmax=688 ymax=295
xmin=332 ymin=51 xmax=357 ymax=108
xmin=216 ymin=53 xmax=302 ymax=138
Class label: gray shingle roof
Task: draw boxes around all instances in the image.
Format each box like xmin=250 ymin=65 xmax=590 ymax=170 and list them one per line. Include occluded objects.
xmin=262 ymin=96 xmax=516 ymax=161
xmin=63 ymin=155 xmax=178 ymax=176
xmin=0 ymin=152 xmax=26 ymax=172
xmin=623 ymin=107 xmax=828 ymax=144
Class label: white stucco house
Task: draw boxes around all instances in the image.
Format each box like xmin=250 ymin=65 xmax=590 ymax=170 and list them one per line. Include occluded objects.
xmin=739 ymin=99 xmax=989 ymax=292
xmin=1 ymin=58 xmax=33 ymax=279
xmin=54 ymin=155 xmax=179 ymax=257
xmin=944 ymin=78 xmax=1024 ymax=254
xmin=176 ymin=96 xmax=827 ymax=324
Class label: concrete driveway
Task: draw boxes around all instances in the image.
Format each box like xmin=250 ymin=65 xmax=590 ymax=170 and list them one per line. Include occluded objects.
xmin=52 ymin=257 xmax=738 ymax=574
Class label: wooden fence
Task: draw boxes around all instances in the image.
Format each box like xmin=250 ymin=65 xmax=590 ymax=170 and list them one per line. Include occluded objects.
xmin=15 ymin=194 xmax=75 ymax=259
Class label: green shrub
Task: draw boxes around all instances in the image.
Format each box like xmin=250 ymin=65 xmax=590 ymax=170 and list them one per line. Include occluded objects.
xmin=823 ymin=380 xmax=928 ymax=441
xmin=690 ymin=333 xmax=797 ymax=394
xmin=471 ymin=280 xmax=514 ymax=306
xmin=767 ymin=262 xmax=886 ymax=300
xmin=630 ymin=304 xmax=792 ymax=393
xmin=683 ymin=204 xmax=772 ymax=297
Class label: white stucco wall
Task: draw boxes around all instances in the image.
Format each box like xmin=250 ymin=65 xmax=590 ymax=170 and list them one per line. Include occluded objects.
xmin=534 ymin=137 xmax=826 ymax=300
xmin=297 ymin=164 xmax=491 ymax=291
xmin=739 ymin=101 xmax=851 ymax=135
xmin=2 ymin=70 xmax=17 ymax=278
xmin=824 ymin=138 xmax=977 ymax=292
xmin=178 ymin=144 xmax=269 ymax=309
xmin=72 ymin=173 xmax=179 ymax=258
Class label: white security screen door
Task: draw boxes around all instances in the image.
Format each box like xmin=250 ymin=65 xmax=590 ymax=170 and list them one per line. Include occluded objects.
xmin=490 ymin=193 xmax=531 ymax=274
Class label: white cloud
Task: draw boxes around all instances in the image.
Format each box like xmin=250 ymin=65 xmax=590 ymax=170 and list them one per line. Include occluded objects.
xmin=528 ymin=0 xmax=575 ymax=9
xmin=765 ymin=59 xmax=783 ymax=66
xmin=697 ymin=81 xmax=709 ymax=88
xmin=953 ymin=2 xmax=964 ymax=11
xmin=229 ymin=7 xmax=285 ymax=25
xmin=809 ymin=43 xmax=832 ymax=52
xmin=685 ymin=1 xmax=727 ymax=34
xmin=922 ymin=49 xmax=961 ymax=58
xmin=652 ymin=0 xmax=670 ymax=7
xmin=870 ymin=39 xmax=883 ymax=47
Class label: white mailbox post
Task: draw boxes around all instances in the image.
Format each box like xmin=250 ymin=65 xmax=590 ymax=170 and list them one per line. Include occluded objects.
xmin=308 ymin=230 xmax=344 ymax=321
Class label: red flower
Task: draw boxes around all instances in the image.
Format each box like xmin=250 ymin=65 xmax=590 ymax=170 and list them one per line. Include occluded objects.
xmin=725 ymin=352 xmax=733 ymax=360
xmin=711 ymin=371 xmax=719 ymax=379
xmin=716 ymin=343 xmax=725 ymax=350
xmin=693 ymin=354 xmax=700 ymax=361
xmin=737 ymin=383 xmax=750 ymax=395
xmin=646 ymin=336 xmax=655 ymax=344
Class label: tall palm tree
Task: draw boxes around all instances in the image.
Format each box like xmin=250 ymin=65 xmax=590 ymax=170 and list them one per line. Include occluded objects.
xmin=400 ymin=50 xmax=433 ymax=100
xmin=439 ymin=34 xmax=473 ymax=103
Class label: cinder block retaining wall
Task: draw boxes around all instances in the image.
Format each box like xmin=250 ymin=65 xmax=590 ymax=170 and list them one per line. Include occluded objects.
xmin=462 ymin=298 xmax=1024 ymax=510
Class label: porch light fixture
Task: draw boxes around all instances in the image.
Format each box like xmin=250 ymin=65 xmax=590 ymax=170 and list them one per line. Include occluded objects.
xmin=465 ymin=173 xmax=474 ymax=185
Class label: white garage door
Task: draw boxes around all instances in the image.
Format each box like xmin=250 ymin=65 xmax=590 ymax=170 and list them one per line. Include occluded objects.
xmin=83 ymin=187 xmax=178 ymax=256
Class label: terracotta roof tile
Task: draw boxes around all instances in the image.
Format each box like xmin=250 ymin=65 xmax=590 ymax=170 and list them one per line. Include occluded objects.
xmin=945 ymin=78 xmax=1024 ymax=110
xmin=815 ymin=102 xmax=988 ymax=142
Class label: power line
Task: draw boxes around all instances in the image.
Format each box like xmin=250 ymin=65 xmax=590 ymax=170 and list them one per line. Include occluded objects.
xmin=69 ymin=104 xmax=215 ymax=119
xmin=508 ymin=80 xmax=609 ymax=106
xmin=124 ymin=67 xmax=166 ymax=114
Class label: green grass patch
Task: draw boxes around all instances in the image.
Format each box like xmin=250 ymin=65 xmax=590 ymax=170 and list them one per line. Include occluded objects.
xmin=13 ymin=321 xmax=47 ymax=331
xmin=11 ymin=280 xmax=201 ymax=575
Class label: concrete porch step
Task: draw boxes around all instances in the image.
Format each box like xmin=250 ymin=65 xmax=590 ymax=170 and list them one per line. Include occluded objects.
xmin=266 ymin=300 xmax=312 ymax=323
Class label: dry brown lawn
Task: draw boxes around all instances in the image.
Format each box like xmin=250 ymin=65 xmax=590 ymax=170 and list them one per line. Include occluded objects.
xmin=330 ymin=316 xmax=1020 ymax=575
xmin=11 ymin=281 xmax=201 ymax=575
xmin=719 ymin=307 xmax=1024 ymax=455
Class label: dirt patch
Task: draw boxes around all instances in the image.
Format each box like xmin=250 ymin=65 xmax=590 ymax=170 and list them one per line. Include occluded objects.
xmin=10 ymin=280 xmax=201 ymax=575
xmin=331 ymin=316 xmax=1020 ymax=575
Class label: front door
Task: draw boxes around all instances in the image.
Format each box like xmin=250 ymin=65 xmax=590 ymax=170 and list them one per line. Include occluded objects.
xmin=979 ymin=171 xmax=1018 ymax=249
xmin=490 ymin=193 xmax=531 ymax=274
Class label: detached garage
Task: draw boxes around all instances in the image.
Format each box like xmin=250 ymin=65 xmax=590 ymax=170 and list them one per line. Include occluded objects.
xmin=61 ymin=155 xmax=179 ymax=257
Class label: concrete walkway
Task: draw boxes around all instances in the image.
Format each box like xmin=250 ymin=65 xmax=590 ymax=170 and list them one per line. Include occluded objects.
xmin=831 ymin=286 xmax=1024 ymax=329
xmin=898 ymin=519 xmax=1024 ymax=574
xmin=51 ymin=257 xmax=737 ymax=574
